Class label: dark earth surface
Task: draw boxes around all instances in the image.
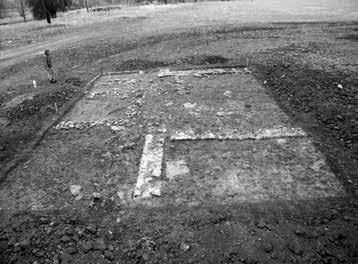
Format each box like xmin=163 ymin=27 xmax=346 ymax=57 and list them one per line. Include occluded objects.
xmin=0 ymin=20 xmax=357 ymax=263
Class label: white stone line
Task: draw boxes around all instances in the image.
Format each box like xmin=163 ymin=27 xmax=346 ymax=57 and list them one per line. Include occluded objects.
xmin=157 ymin=68 xmax=250 ymax=77
xmin=133 ymin=126 xmax=166 ymax=199
xmin=54 ymin=119 xmax=126 ymax=130
xmin=170 ymin=126 xmax=307 ymax=141
xmin=85 ymin=90 xmax=127 ymax=99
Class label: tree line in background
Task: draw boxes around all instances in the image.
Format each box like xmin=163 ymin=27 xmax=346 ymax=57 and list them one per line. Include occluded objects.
xmin=0 ymin=0 xmax=199 ymax=23
xmin=0 ymin=0 xmax=72 ymax=22
xmin=27 ymin=0 xmax=72 ymax=23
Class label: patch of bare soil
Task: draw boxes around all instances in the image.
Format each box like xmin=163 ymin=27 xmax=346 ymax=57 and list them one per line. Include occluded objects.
xmin=174 ymin=55 xmax=229 ymax=65
xmin=253 ymin=57 xmax=358 ymax=193
xmin=0 ymin=80 xmax=83 ymax=166
xmin=338 ymin=34 xmax=358 ymax=42
xmin=0 ymin=198 xmax=357 ymax=264
xmin=113 ymin=59 xmax=169 ymax=71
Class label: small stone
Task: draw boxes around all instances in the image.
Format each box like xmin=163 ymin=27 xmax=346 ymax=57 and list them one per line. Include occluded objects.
xmin=307 ymin=230 xmax=320 ymax=239
xmin=188 ymin=201 xmax=201 ymax=207
xmin=86 ymin=224 xmax=97 ymax=234
xmin=60 ymin=253 xmax=71 ymax=264
xmin=294 ymin=226 xmax=306 ymax=237
xmin=262 ymin=240 xmax=273 ymax=253
xmin=13 ymin=246 xmax=21 ymax=252
xmin=0 ymin=151 xmax=8 ymax=161
xmin=183 ymin=102 xmax=196 ymax=109
xmin=142 ymin=253 xmax=149 ymax=261
xmin=35 ymin=250 xmax=45 ymax=257
xmin=52 ymin=255 xmax=60 ymax=264
xmin=20 ymin=239 xmax=31 ymax=248
xmin=110 ymin=125 xmax=125 ymax=131
xmin=244 ymin=256 xmax=258 ymax=264
xmin=92 ymin=192 xmax=101 ymax=200
xmin=75 ymin=193 xmax=83 ymax=200
xmin=93 ymin=238 xmax=106 ymax=251
xmin=104 ymin=250 xmax=114 ymax=260
xmin=256 ymin=219 xmax=266 ymax=229
xmin=223 ymin=91 xmax=232 ymax=97
xmin=336 ymin=115 xmax=343 ymax=120
xmin=0 ymin=146 xmax=4 ymax=151
xmin=66 ymin=246 xmax=77 ymax=254
xmin=78 ymin=240 xmax=93 ymax=253
xmin=117 ymin=191 xmax=125 ymax=200
xmin=270 ymin=251 xmax=280 ymax=259
xmin=61 ymin=236 xmax=71 ymax=243
xmin=70 ymin=185 xmax=82 ymax=196
xmin=321 ymin=218 xmax=330 ymax=224
xmin=288 ymin=240 xmax=304 ymax=255
xmin=123 ymin=142 xmax=136 ymax=149
xmin=180 ymin=242 xmax=190 ymax=252
xmin=39 ymin=217 xmax=49 ymax=224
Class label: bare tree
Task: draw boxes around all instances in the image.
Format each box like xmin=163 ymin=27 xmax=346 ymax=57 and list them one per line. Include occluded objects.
xmin=18 ymin=0 xmax=27 ymax=22
xmin=40 ymin=0 xmax=51 ymax=23
xmin=0 ymin=0 xmax=7 ymax=19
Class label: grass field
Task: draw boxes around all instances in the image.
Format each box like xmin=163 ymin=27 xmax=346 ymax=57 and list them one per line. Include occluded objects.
xmin=0 ymin=1 xmax=358 ymax=263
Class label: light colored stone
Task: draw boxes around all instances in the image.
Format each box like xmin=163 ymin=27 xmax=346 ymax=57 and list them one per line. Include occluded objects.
xmin=92 ymin=192 xmax=101 ymax=199
xmin=183 ymin=102 xmax=196 ymax=109
xmin=70 ymin=185 xmax=82 ymax=196
xmin=110 ymin=125 xmax=125 ymax=131
xmin=117 ymin=191 xmax=125 ymax=200
xmin=224 ymin=90 xmax=232 ymax=97
xmin=133 ymin=127 xmax=166 ymax=198
xmin=166 ymin=160 xmax=190 ymax=180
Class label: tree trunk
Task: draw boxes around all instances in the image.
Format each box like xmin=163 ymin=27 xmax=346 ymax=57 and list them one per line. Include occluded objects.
xmin=85 ymin=0 xmax=89 ymax=12
xmin=19 ymin=0 xmax=26 ymax=22
xmin=46 ymin=11 xmax=51 ymax=23
xmin=40 ymin=0 xmax=51 ymax=23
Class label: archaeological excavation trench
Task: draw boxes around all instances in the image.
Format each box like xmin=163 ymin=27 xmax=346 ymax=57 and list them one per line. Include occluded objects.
xmin=0 ymin=67 xmax=345 ymax=212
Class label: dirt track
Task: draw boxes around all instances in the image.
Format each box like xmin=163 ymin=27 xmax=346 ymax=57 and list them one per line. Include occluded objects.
xmin=0 ymin=1 xmax=358 ymax=263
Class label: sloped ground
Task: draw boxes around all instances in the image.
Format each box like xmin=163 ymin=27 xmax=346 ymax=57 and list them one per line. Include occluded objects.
xmin=0 ymin=2 xmax=357 ymax=264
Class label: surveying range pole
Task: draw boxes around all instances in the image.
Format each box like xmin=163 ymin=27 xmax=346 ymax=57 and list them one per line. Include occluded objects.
xmin=40 ymin=0 xmax=51 ymax=24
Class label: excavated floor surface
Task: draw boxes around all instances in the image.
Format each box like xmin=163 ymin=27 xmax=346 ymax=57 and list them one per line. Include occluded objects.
xmin=0 ymin=68 xmax=346 ymax=212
